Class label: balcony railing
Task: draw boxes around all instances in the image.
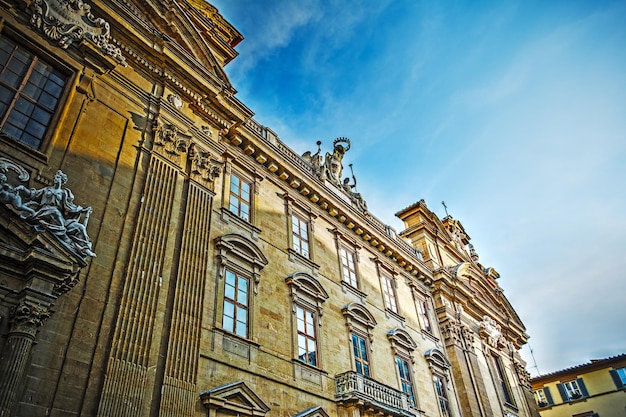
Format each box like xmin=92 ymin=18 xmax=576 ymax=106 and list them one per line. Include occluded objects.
xmin=335 ymin=371 xmax=414 ymax=417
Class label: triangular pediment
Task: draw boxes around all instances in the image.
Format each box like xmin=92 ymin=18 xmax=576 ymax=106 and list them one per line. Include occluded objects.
xmin=200 ymin=381 xmax=270 ymax=415
xmin=124 ymin=0 xmax=242 ymax=87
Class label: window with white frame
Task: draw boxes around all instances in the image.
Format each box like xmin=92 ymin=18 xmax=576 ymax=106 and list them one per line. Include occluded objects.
xmin=533 ymin=387 xmax=553 ymax=407
xmin=0 ymin=34 xmax=69 ymax=149
xmin=559 ymin=379 xmax=586 ymax=401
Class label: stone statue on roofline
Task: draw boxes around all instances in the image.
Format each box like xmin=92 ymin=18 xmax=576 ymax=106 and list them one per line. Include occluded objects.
xmin=322 ymin=137 xmax=350 ymax=187
xmin=301 ymin=138 xmax=369 ymax=212
xmin=1 ymin=166 xmax=96 ymax=259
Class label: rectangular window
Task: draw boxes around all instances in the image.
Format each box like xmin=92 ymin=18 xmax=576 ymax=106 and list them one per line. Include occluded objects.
xmin=493 ymin=355 xmax=515 ymax=405
xmin=381 ymin=274 xmax=398 ymax=313
xmin=433 ymin=375 xmax=452 ymax=417
xmin=396 ymin=357 xmax=415 ymax=406
xmin=351 ymin=333 xmax=370 ymax=377
xmin=222 ymin=269 xmax=249 ymax=338
xmin=419 ymin=299 xmax=432 ymax=333
xmin=0 ymin=35 xmax=67 ymax=149
xmin=296 ymin=305 xmax=317 ymax=366
xmin=229 ymin=173 xmax=251 ymax=221
xmin=291 ymin=214 xmax=310 ymax=258
xmin=340 ymin=247 xmax=358 ymax=287
xmin=533 ymin=389 xmax=549 ymax=407
xmin=563 ymin=380 xmax=583 ymax=400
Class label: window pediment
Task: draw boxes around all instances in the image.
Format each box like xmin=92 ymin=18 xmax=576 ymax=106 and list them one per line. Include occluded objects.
xmin=342 ymin=302 xmax=377 ymax=330
xmin=425 ymin=348 xmax=451 ymax=371
xmin=285 ymin=272 xmax=329 ymax=302
xmin=200 ymin=381 xmax=269 ymax=416
xmin=215 ymin=233 xmax=268 ymax=267
xmin=293 ymin=406 xmax=330 ymax=417
xmin=387 ymin=328 xmax=417 ymax=353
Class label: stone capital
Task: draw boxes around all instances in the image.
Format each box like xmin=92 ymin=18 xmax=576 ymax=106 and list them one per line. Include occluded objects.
xmin=9 ymin=302 xmax=51 ymax=337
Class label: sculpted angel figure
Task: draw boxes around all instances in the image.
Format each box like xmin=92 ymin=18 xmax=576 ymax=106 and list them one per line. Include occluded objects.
xmin=15 ymin=170 xmax=95 ymax=258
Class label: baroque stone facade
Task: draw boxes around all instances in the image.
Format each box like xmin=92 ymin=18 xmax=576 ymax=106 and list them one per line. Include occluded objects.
xmin=0 ymin=1 xmax=539 ymax=417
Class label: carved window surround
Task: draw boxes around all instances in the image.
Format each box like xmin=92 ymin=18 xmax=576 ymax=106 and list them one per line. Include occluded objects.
xmin=285 ymin=272 xmax=329 ymax=372
xmin=372 ymin=257 xmax=405 ymax=325
xmin=213 ymin=234 xmax=267 ymax=344
xmin=342 ymin=302 xmax=377 ymax=349
xmin=221 ymin=153 xmax=263 ymax=240
xmin=281 ymin=192 xmax=319 ymax=273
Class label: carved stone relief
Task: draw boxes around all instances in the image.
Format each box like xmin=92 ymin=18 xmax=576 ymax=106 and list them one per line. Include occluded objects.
xmin=479 ymin=315 xmax=504 ymax=349
xmin=28 ymin=0 xmax=127 ymax=66
xmin=152 ymin=119 xmax=191 ymax=157
xmin=188 ymin=144 xmax=223 ymax=186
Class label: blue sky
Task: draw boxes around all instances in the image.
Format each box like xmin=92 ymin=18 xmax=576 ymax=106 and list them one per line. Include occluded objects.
xmin=210 ymin=0 xmax=626 ymax=376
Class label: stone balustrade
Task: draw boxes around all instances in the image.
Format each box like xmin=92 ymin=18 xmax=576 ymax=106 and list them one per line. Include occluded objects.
xmin=335 ymin=371 xmax=414 ymax=417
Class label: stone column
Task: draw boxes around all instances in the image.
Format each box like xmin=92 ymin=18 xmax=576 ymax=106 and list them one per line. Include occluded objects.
xmin=0 ymin=301 xmax=50 ymax=417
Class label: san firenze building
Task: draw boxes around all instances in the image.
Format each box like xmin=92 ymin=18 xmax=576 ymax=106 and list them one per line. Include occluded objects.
xmin=0 ymin=1 xmax=540 ymax=417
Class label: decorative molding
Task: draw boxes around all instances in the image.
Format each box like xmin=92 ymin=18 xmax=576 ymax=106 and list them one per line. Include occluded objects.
xmin=28 ymin=0 xmax=127 ymax=66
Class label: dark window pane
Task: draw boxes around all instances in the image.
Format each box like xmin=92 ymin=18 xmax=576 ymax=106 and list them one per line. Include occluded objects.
xmin=29 ymin=70 xmax=47 ymax=88
xmin=49 ymin=71 xmax=65 ymax=86
xmin=0 ymin=50 xmax=10 ymax=70
xmin=14 ymin=97 xmax=35 ymax=116
xmin=44 ymin=78 xmax=63 ymax=96
xmin=7 ymin=110 xmax=30 ymax=130
xmin=25 ymin=118 xmax=46 ymax=139
xmin=23 ymin=82 xmax=42 ymax=101
xmin=2 ymin=123 xmax=20 ymax=139
xmin=0 ymin=70 xmax=21 ymax=88
xmin=20 ymin=132 xmax=40 ymax=148
xmin=32 ymin=107 xmax=52 ymax=126
xmin=7 ymin=58 xmax=27 ymax=76
xmin=38 ymin=91 xmax=58 ymax=110
xmin=13 ymin=47 xmax=31 ymax=64
xmin=0 ymin=86 xmax=12 ymax=105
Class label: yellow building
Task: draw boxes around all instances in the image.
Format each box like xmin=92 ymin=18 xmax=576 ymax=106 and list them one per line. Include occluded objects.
xmin=531 ymin=354 xmax=626 ymax=417
xmin=0 ymin=1 xmax=539 ymax=417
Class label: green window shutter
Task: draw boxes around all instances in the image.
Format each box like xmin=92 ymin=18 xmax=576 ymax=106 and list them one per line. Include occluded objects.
xmin=576 ymin=378 xmax=589 ymax=397
xmin=543 ymin=387 xmax=554 ymax=405
xmin=610 ymin=369 xmax=625 ymax=389
xmin=557 ymin=383 xmax=568 ymax=402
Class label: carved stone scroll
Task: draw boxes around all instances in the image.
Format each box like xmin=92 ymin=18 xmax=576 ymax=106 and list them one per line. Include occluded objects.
xmin=28 ymin=0 xmax=127 ymax=66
